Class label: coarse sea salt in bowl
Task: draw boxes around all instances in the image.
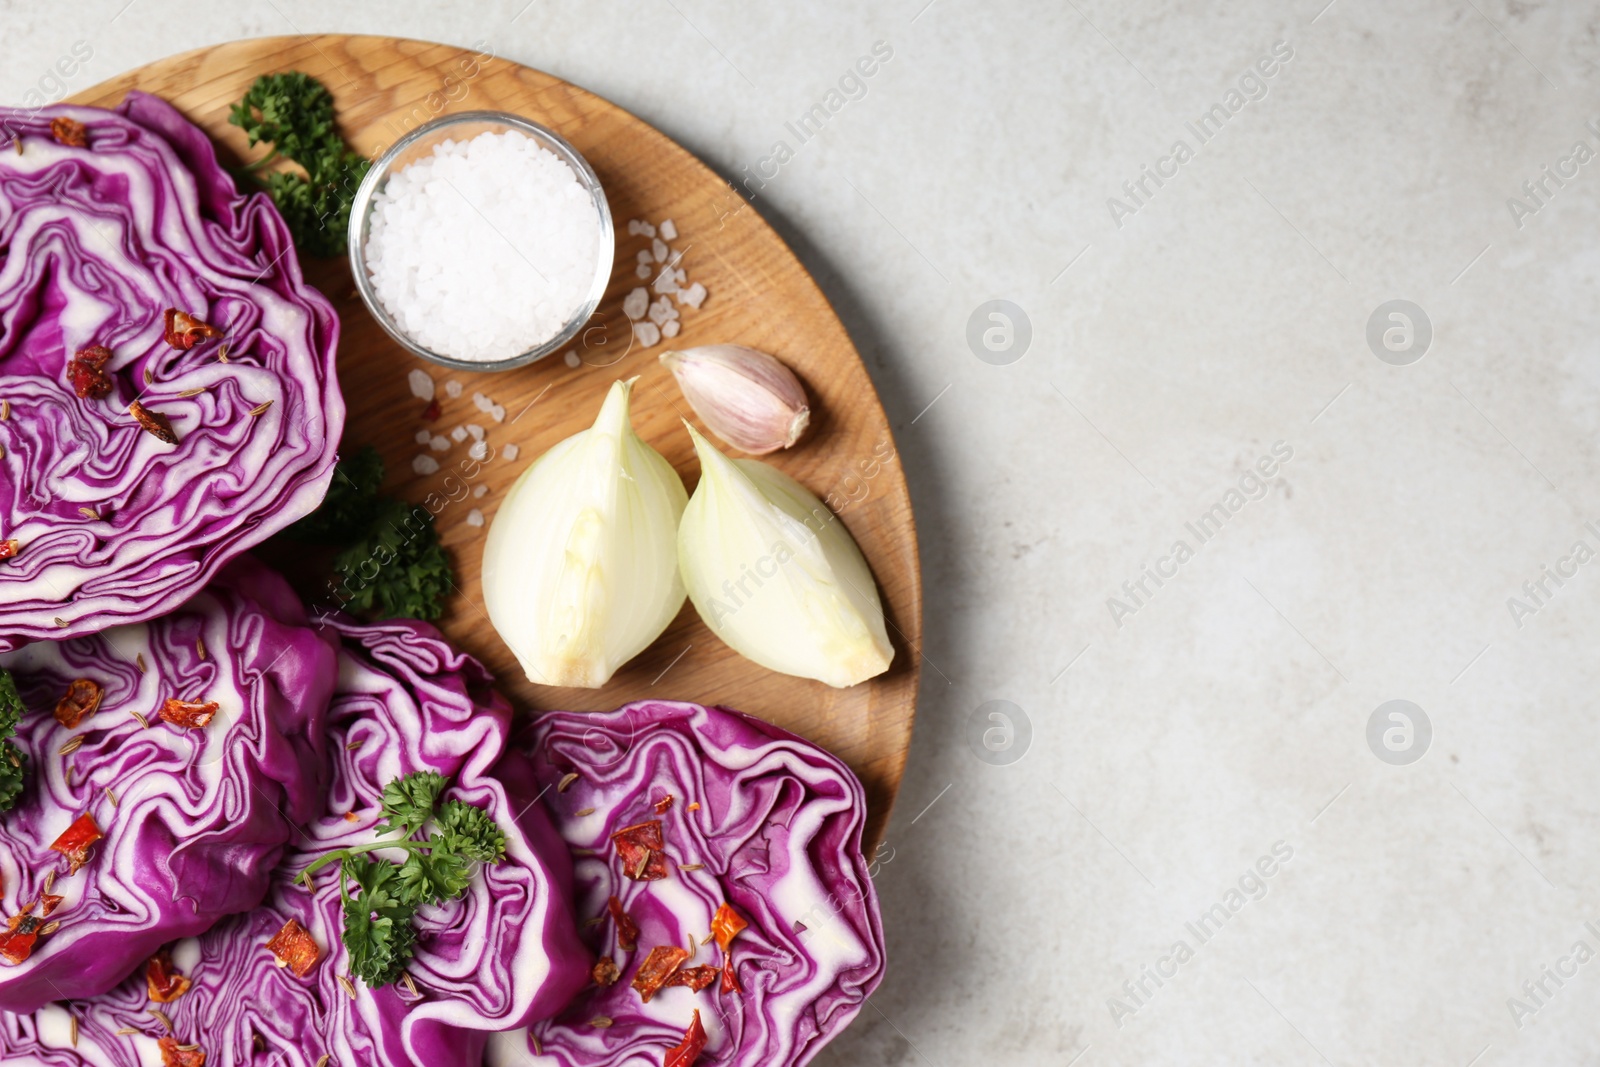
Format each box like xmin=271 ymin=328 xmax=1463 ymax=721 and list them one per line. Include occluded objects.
xmin=349 ymin=111 xmax=614 ymax=372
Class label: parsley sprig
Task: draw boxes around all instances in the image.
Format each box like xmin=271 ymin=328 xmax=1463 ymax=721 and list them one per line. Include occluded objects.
xmin=0 ymin=668 xmax=27 ymax=812
xmin=300 ymin=771 xmax=506 ymax=987
xmin=289 ymin=446 xmax=454 ymax=622
xmin=229 ymin=72 xmax=370 ymax=258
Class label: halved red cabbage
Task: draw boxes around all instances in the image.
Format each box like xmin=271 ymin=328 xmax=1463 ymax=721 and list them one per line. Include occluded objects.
xmin=0 ymin=92 xmax=342 ymax=651
xmin=0 ymin=556 xmax=336 ymax=1013
xmin=297 ymin=616 xmax=590 ymax=1054
xmin=0 ymin=615 xmax=588 ymax=1066
xmin=489 ymin=700 xmax=886 ymax=1067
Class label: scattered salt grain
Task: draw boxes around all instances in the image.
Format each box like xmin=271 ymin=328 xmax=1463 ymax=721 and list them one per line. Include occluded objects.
xmin=659 ymin=219 xmax=676 ymax=241
xmin=623 ymin=288 xmax=649 ymax=321
xmin=639 ymin=222 xmax=656 ymax=238
xmin=466 ymin=423 xmax=485 ymax=441
xmin=648 ymin=298 xmax=673 ymax=326
xmin=662 ymin=320 xmax=680 ymax=339
xmin=468 ymin=440 xmax=488 ymax=461
xmin=472 ymin=391 xmax=493 ymax=412
xmin=652 ymin=238 xmax=668 ymax=263
xmin=466 ymin=509 xmax=485 ymax=527
xmin=627 ymin=219 xmax=643 ymax=235
xmin=633 ymin=321 xmax=661 ymax=347
xmin=444 ymin=380 xmax=463 ymax=398
xmin=503 ymin=443 xmax=520 ymax=461
xmin=678 ymin=282 xmax=707 ymax=309
xmin=450 ymin=425 xmax=468 ymax=443
xmin=414 ymin=429 xmax=431 ymax=444
xmin=490 ymin=404 xmax=506 ymax=423
xmin=564 ymin=350 xmax=581 ymax=368
xmin=412 ymin=455 xmax=440 ymax=475
xmin=653 ymin=270 xmax=679 ymax=296
xmin=636 ymin=249 xmax=652 ymax=265
xmin=408 ymin=368 xmax=435 ymax=401
xmin=474 ymin=484 xmax=489 ymax=498
xmin=364 ymin=130 xmax=602 ymax=362
xmin=636 ymin=264 xmax=651 ymax=279
xmin=430 ymin=435 xmax=450 ymax=452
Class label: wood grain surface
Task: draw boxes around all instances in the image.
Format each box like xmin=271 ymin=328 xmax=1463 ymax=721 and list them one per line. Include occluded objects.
xmin=69 ymin=35 xmax=920 ymax=850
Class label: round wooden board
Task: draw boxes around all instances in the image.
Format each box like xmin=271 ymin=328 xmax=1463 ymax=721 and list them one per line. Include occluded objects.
xmin=69 ymin=35 xmax=919 ymax=850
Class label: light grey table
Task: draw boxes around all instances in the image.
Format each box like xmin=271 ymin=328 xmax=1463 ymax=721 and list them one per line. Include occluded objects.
xmin=8 ymin=1 xmax=1598 ymax=1063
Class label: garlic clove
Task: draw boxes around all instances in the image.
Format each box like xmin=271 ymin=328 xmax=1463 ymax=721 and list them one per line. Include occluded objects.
xmin=677 ymin=422 xmax=892 ymax=688
xmin=659 ymin=345 xmax=810 ymax=455
xmin=482 ymin=378 xmax=687 ymax=689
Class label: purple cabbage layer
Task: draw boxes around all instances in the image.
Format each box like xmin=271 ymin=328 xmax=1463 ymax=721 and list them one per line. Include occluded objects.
xmin=0 ymin=614 xmax=589 ymax=1065
xmin=0 ymin=556 xmax=337 ymax=1012
xmin=488 ymin=700 xmax=886 ymax=1067
xmin=0 ymin=91 xmax=342 ymax=650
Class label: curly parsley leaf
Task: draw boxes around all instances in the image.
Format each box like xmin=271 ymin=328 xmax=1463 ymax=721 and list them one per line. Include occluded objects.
xmin=330 ymin=498 xmax=453 ymax=622
xmin=437 ymin=798 xmax=507 ymax=864
xmin=342 ymin=855 xmax=421 ymax=987
xmin=288 ymin=447 xmax=454 ymax=622
xmin=309 ymin=771 xmax=507 ymax=987
xmin=398 ymin=848 xmax=473 ymax=905
xmin=0 ymin=743 xmax=24 ymax=813
xmin=228 ymin=72 xmax=371 ymax=258
xmin=0 ymin=666 xmax=22 ymax=736
xmin=288 ymin=446 xmax=385 ymax=544
xmin=377 ymin=770 xmax=448 ymax=838
xmin=0 ymin=669 xmax=26 ymax=812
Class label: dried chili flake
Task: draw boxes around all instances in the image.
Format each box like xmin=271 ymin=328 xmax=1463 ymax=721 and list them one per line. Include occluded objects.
xmin=266 ymin=917 xmax=319 ymax=977
xmin=146 ymin=950 xmax=193 ymax=1003
xmin=592 ymin=956 xmax=620 ymax=987
xmin=611 ymin=820 xmax=669 ymax=881
xmin=687 ymin=802 xmax=700 ymax=812
xmin=665 ymin=1010 xmax=708 ymax=1067
xmin=157 ymin=1036 xmax=206 ymax=1067
xmin=666 ymin=964 xmax=718 ymax=993
xmin=0 ymin=540 xmax=19 ymax=561
xmin=630 ymin=944 xmax=690 ymax=1004
xmin=66 ymin=346 xmax=114 ymax=400
xmin=50 ymin=118 xmax=88 ymax=148
xmin=0 ymin=890 xmax=64 ymax=964
xmin=653 ymin=794 xmax=675 ymax=814
xmin=129 ymin=400 xmax=179 ymax=444
xmin=50 ymin=813 xmax=103 ymax=874
xmin=712 ymin=901 xmax=748 ymax=995
xmin=162 ymin=309 xmax=222 ymax=351
xmin=37 ymin=894 xmax=63 ymax=918
xmin=0 ymin=914 xmax=41 ymax=964
xmin=711 ymin=901 xmax=747 ymax=949
xmin=159 ymin=698 xmax=218 ymax=729
xmin=54 ymin=678 xmax=103 ymax=729
xmin=422 ymin=398 xmax=441 ymax=421
xmin=608 ymin=895 xmax=638 ymax=952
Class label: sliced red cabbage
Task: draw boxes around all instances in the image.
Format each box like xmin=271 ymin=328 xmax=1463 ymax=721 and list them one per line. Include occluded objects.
xmin=489 ymin=700 xmax=886 ymax=1067
xmin=0 ymin=614 xmax=589 ymax=1065
xmin=0 ymin=556 xmax=337 ymax=1013
xmin=0 ymin=92 xmax=342 ymax=651
xmin=302 ymin=616 xmax=591 ymax=1051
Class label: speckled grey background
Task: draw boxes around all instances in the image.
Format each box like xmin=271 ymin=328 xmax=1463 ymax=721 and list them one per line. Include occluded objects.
xmin=5 ymin=1 xmax=1600 ymax=1063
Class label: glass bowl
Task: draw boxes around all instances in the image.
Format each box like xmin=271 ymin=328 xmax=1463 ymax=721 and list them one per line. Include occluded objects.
xmin=347 ymin=111 xmax=614 ymax=373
